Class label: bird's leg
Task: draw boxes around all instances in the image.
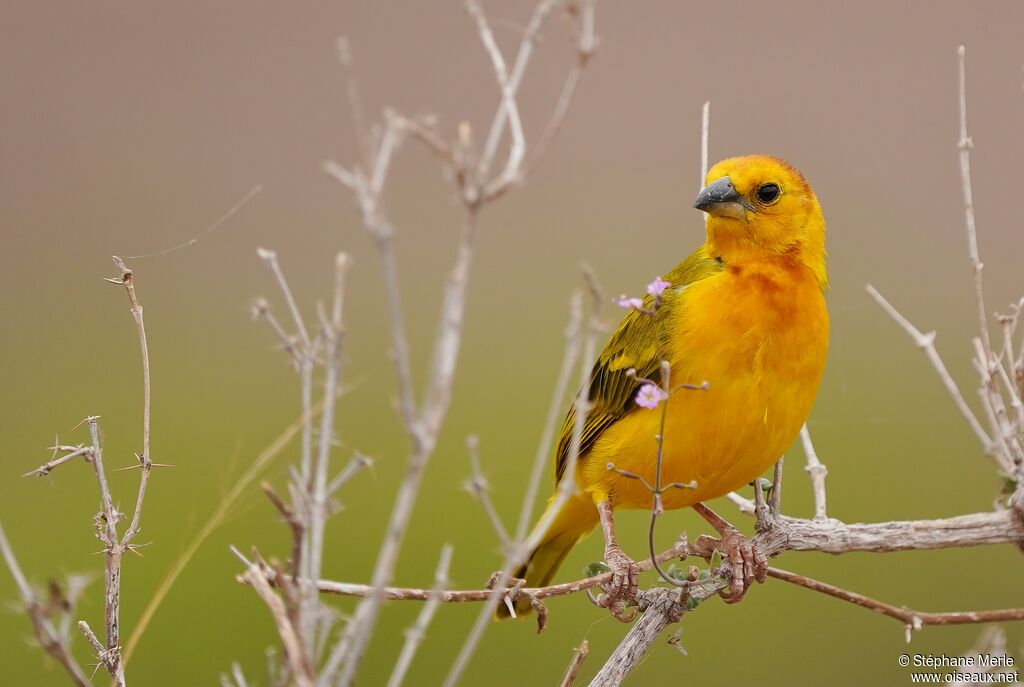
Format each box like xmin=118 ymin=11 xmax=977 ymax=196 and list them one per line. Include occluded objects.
xmin=596 ymin=499 xmax=639 ymax=617
xmin=692 ymin=502 xmax=767 ymax=604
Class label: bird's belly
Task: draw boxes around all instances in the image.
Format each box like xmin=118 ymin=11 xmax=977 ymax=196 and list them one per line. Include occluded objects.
xmin=581 ymin=271 xmax=828 ymax=511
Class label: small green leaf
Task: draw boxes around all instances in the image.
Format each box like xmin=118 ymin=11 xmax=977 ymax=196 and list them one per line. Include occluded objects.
xmin=585 ymin=562 xmax=610 ymax=577
xmin=685 ymin=595 xmax=701 ymax=611
xmin=709 ymin=550 xmax=722 ymax=569
xmin=758 ymin=477 xmax=773 ymax=491
xmin=697 ymin=569 xmax=710 ymax=581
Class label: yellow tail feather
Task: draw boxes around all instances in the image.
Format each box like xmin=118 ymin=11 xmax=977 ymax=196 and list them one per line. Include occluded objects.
xmin=496 ymin=495 xmax=597 ymax=619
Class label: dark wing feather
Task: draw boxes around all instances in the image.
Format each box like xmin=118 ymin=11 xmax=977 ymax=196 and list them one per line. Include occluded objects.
xmin=554 ymin=250 xmax=723 ymax=482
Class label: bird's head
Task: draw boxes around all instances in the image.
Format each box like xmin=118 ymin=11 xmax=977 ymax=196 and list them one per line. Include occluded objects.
xmin=695 ymin=155 xmax=826 ymax=288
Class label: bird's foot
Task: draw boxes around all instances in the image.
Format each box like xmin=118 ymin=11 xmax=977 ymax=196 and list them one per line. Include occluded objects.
xmin=593 ymin=544 xmax=639 ymax=621
xmin=695 ymin=528 xmax=767 ymax=604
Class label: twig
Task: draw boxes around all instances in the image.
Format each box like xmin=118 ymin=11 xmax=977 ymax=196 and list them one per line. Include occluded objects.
xmin=559 ymin=639 xmax=590 ymax=687
xmin=241 ymin=565 xmax=316 ymax=687
xmin=769 ymin=457 xmax=784 ymax=517
xmin=464 ymin=436 xmax=511 ymax=549
xmin=317 ymin=3 xmax=597 ymax=681
xmin=78 ymin=620 xmax=107 ymax=665
xmin=800 ymin=424 xmax=829 ymax=521
xmin=524 ymin=0 xmax=597 ymax=174
xmin=767 ymin=566 xmax=1024 ymax=632
xmin=262 ymin=482 xmax=305 ymax=579
xmin=22 ymin=445 xmax=92 ymax=477
xmin=386 ymin=545 xmax=453 ymax=687
xmin=306 ymin=253 xmax=352 ymax=642
xmin=514 ymin=291 xmax=583 ymax=543
xmin=256 ymin=249 xmax=311 ymax=350
xmin=0 ymin=521 xmax=93 ymax=687
xmin=866 ymin=284 xmax=999 ymax=466
xmin=474 ymin=0 xmax=558 ymax=184
xmin=244 ymin=537 xmax=689 ymax=603
xmin=957 ymin=46 xmax=992 ymax=364
xmin=335 ymin=37 xmax=372 ymax=172
xmin=109 ymin=257 xmax=154 ymax=548
xmin=466 ymin=0 xmax=529 ymax=201
xmin=440 ymin=272 xmax=602 ymax=687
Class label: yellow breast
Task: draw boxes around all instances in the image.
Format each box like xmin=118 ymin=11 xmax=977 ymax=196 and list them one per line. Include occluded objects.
xmin=579 ymin=257 xmax=829 ymax=510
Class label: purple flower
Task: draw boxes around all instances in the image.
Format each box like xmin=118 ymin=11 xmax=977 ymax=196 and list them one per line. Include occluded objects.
xmin=635 ymin=383 xmax=668 ymax=409
xmin=647 ymin=276 xmax=671 ymax=296
xmin=613 ymin=295 xmax=643 ymax=310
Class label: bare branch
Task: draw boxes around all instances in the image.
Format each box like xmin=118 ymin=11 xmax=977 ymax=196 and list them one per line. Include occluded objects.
xmin=261 ymin=482 xmax=304 ymax=579
xmin=866 ymin=284 xmax=998 ymax=466
xmin=22 ymin=445 xmax=91 ymax=477
xmin=241 ymin=565 xmax=316 ymax=687
xmin=247 ymin=508 xmax=1023 ymax=604
xmin=769 ymin=457 xmax=784 ymax=518
xmin=516 ymin=298 xmax=585 ymax=546
xmin=386 ymin=545 xmax=453 ymax=687
xmin=0 ymin=521 xmax=93 ymax=687
xmin=474 ymin=0 xmax=558 ymax=184
xmin=800 ymin=424 xmax=829 ymax=521
xmin=334 ymin=36 xmax=372 ymax=172
xmin=440 ymin=272 xmax=603 ymax=687
xmin=464 ymin=436 xmax=511 ymax=549
xmin=524 ymin=0 xmax=598 ymax=174
xmin=78 ymin=620 xmax=107 ymax=667
xmin=306 ymin=252 xmax=353 ymax=635
xmin=109 ymin=257 xmax=154 ymax=547
xmin=256 ymin=248 xmax=311 ymax=350
xmin=559 ymin=639 xmax=590 ymax=687
xmin=768 ymin=566 xmax=1024 ymax=631
xmin=957 ymin=46 xmax=993 ymax=364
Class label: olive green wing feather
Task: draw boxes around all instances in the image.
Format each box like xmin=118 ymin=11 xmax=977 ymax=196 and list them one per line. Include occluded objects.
xmin=554 ymin=250 xmax=723 ymax=482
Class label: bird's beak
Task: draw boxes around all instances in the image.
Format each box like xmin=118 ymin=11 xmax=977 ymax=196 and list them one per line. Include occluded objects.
xmin=694 ymin=176 xmax=755 ymax=219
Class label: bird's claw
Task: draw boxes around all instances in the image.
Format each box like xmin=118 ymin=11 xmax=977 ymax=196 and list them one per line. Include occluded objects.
xmin=696 ymin=529 xmax=767 ymax=604
xmin=594 ymin=545 xmax=639 ymax=620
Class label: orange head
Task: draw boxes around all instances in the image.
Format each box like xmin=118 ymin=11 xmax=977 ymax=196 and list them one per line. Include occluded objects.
xmin=695 ymin=155 xmax=827 ymax=289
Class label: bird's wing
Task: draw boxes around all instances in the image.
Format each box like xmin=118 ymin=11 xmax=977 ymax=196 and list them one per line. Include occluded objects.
xmin=554 ymin=250 xmax=723 ymax=482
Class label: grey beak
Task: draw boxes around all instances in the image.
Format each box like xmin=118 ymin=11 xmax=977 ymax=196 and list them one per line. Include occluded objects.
xmin=694 ymin=176 xmax=755 ymax=218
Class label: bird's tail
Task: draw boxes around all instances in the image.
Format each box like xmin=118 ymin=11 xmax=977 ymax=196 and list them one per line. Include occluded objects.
xmin=496 ymin=493 xmax=597 ymax=619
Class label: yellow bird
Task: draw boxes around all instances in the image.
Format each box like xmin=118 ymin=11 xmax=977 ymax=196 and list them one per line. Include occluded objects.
xmin=502 ymin=155 xmax=828 ymax=617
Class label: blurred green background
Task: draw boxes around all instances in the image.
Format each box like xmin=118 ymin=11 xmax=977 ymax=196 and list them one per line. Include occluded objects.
xmin=2 ymin=1 xmax=1023 ymax=684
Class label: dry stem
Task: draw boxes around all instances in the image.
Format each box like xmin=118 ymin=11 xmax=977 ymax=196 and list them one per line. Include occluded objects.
xmin=0 ymin=521 xmax=93 ymax=687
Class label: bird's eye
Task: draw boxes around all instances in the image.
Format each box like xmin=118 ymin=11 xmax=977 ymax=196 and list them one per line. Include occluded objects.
xmin=756 ymin=183 xmax=780 ymax=205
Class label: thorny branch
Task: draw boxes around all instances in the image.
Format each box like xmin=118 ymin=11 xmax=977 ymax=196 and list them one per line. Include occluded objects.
xmin=5 ymin=257 xmax=159 ymax=687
